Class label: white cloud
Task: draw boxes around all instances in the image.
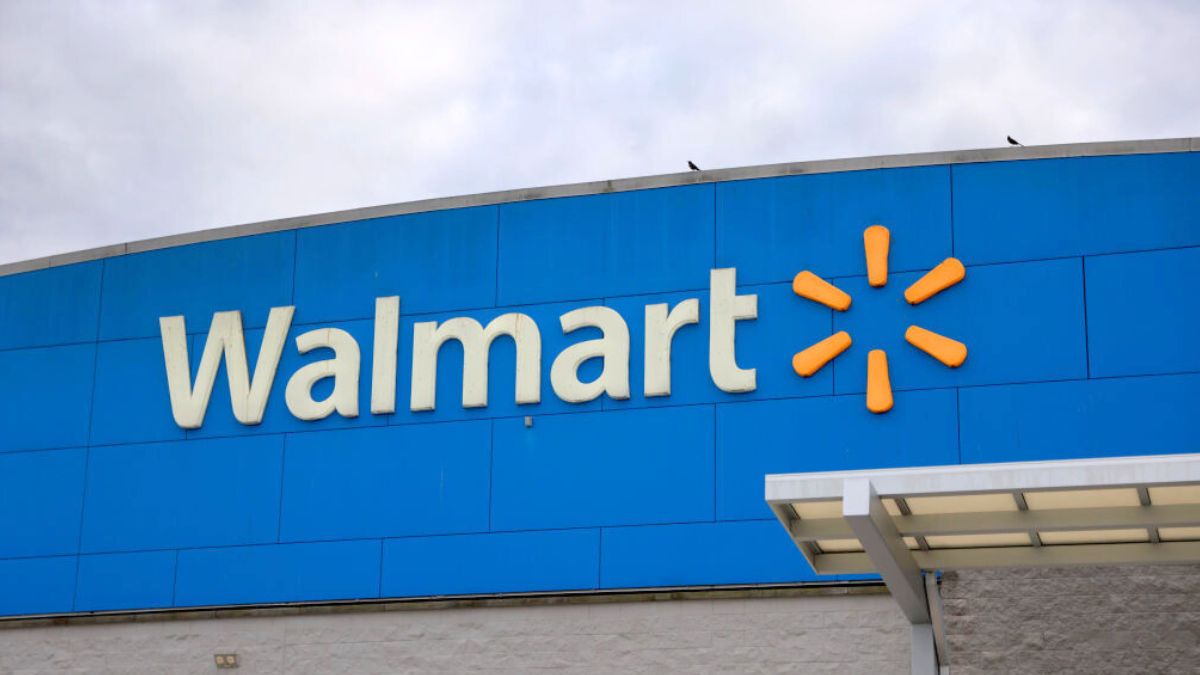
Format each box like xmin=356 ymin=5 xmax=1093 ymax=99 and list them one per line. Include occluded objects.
xmin=0 ymin=0 xmax=1196 ymax=264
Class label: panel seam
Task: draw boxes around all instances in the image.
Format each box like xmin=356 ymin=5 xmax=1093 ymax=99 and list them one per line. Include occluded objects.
xmin=1080 ymin=256 xmax=1092 ymax=378
xmin=955 ymin=388 xmax=963 ymax=464
xmin=376 ymin=539 xmax=385 ymax=598
xmin=712 ymin=183 xmax=718 ymax=268
xmin=72 ymin=258 xmax=107 ymax=610
xmin=493 ymin=207 xmax=501 ymax=306
xmin=276 ymin=435 xmax=289 ymax=542
xmin=290 ymin=231 xmax=298 ymax=305
xmin=949 ymin=165 xmax=956 ymax=257
xmin=13 ymin=370 xmax=1200 ymax=458
xmin=487 ymin=420 xmax=495 ymax=532
xmin=596 ymin=528 xmax=604 ymax=590
xmin=171 ymin=549 xmax=180 ymax=607
xmin=712 ymin=403 xmax=718 ymax=521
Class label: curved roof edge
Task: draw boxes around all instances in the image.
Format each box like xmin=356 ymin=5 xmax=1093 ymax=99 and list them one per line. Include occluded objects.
xmin=3 ymin=136 xmax=1197 ymax=278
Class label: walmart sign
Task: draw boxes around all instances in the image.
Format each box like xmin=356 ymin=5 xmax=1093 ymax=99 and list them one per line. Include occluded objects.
xmin=160 ymin=224 xmax=971 ymax=426
xmin=1 ymin=145 xmax=1196 ymax=618
xmin=160 ymin=268 xmax=758 ymax=428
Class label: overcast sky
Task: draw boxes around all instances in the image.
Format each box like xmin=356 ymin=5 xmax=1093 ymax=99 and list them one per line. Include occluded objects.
xmin=1 ymin=1 xmax=1196 ymax=265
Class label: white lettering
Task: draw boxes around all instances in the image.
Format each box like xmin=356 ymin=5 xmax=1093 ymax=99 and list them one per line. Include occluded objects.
xmin=162 ymin=268 xmax=765 ymax=425
xmin=370 ymin=296 xmax=400 ymax=414
xmin=285 ymin=327 xmax=361 ymax=421
xmin=410 ymin=313 xmax=541 ymax=411
xmin=551 ymin=306 xmax=630 ymax=403
xmin=709 ymin=268 xmax=757 ymax=393
xmin=644 ymin=298 xmax=699 ymax=397
xmin=160 ymin=307 xmax=294 ymax=428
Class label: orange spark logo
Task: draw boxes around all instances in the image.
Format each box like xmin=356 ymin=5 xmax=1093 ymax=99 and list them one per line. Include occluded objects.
xmin=791 ymin=226 xmax=967 ymax=413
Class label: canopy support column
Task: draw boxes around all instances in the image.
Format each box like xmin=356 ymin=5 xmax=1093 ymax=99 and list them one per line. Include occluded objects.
xmin=843 ymin=478 xmax=941 ymax=674
xmin=843 ymin=478 xmax=929 ymax=623
xmin=926 ymin=571 xmax=950 ymax=673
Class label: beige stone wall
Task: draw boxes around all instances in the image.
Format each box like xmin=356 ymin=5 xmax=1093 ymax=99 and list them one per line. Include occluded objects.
xmin=15 ymin=565 xmax=1199 ymax=675
xmin=0 ymin=588 xmax=909 ymax=675
xmin=941 ymin=564 xmax=1200 ymax=674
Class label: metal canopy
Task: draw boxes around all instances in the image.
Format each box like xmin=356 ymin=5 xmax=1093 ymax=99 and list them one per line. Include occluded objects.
xmin=767 ymin=453 xmax=1200 ymax=576
xmin=765 ymin=453 xmax=1200 ymax=675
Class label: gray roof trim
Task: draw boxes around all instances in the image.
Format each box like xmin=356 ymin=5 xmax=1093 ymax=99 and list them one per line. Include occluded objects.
xmin=3 ymin=136 xmax=1197 ymax=278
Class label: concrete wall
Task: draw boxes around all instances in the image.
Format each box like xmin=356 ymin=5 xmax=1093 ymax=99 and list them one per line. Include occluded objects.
xmin=0 ymin=588 xmax=909 ymax=675
xmin=942 ymin=564 xmax=1200 ymax=674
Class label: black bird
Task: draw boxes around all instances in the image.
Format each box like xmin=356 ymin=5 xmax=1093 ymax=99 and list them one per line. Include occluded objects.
xmin=687 ymin=161 xmax=701 ymax=171
xmin=1007 ymin=136 xmax=1023 ymax=147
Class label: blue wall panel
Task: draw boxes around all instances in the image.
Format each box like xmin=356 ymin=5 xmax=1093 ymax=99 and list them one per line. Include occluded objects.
xmin=75 ymin=551 xmax=176 ymax=611
xmin=175 ymin=540 xmax=381 ymax=607
xmin=382 ymin=529 xmax=600 ymax=597
xmin=716 ymin=166 xmax=952 ymax=284
xmin=491 ymin=406 xmax=715 ymax=531
xmin=960 ymin=374 xmax=1200 ymax=464
xmin=1086 ymin=247 xmax=1200 ymax=378
xmin=0 ymin=344 xmax=95 ymax=453
xmin=81 ymin=436 xmax=283 ymax=553
xmin=0 ymin=556 xmax=77 ymax=616
xmin=1 ymin=150 xmax=1198 ymax=616
xmin=280 ymin=423 xmax=491 ymax=542
xmin=498 ymin=185 xmax=715 ymax=305
xmin=0 ymin=449 xmax=86 ymax=558
xmin=0 ymin=262 xmax=101 ymax=350
xmin=954 ymin=153 xmax=1200 ymax=264
xmin=601 ymin=520 xmax=820 ymax=589
xmin=716 ymin=389 xmax=959 ymax=520
xmin=294 ymin=207 xmax=497 ymax=324
xmin=99 ymin=232 xmax=295 ymax=340
xmin=833 ymin=258 xmax=1087 ymax=393
xmin=90 ymin=337 xmax=185 ymax=446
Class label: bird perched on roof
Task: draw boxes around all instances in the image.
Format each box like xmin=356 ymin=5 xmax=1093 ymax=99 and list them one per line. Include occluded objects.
xmin=687 ymin=161 xmax=701 ymax=171
xmin=1007 ymin=136 xmax=1023 ymax=147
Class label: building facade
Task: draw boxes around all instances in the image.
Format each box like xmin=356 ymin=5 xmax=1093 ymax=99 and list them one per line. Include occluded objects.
xmin=0 ymin=139 xmax=1197 ymax=673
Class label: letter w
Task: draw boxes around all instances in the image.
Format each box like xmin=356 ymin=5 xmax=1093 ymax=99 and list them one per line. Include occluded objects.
xmin=159 ymin=307 xmax=295 ymax=428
